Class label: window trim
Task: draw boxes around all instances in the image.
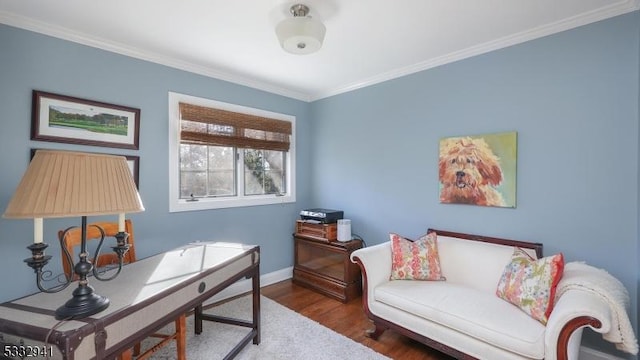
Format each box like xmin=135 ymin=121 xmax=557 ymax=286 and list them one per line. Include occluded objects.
xmin=169 ymin=92 xmax=296 ymax=212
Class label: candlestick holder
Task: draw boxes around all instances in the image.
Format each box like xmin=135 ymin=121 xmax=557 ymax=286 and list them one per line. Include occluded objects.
xmin=3 ymin=150 xmax=144 ymax=320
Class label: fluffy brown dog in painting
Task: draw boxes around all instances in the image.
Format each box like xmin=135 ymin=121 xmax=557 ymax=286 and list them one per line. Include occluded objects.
xmin=439 ymin=137 xmax=506 ymax=207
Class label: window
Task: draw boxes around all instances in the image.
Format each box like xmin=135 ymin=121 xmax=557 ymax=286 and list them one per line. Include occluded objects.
xmin=169 ymin=92 xmax=295 ymax=212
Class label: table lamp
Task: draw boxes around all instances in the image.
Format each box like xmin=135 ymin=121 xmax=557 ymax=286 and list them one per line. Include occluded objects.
xmin=3 ymin=150 xmax=144 ymax=319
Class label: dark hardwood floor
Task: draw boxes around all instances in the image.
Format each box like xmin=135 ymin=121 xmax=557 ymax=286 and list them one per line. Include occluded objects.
xmin=260 ymin=279 xmax=455 ymax=360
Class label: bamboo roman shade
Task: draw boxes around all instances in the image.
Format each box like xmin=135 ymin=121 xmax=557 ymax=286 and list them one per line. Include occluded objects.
xmin=179 ymin=102 xmax=292 ymax=151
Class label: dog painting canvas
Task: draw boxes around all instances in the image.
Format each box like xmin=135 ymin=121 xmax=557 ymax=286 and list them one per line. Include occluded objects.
xmin=439 ymin=132 xmax=517 ymax=208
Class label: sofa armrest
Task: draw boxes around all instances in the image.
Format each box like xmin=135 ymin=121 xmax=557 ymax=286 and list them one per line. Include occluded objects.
xmin=545 ymin=289 xmax=609 ymax=360
xmin=350 ymin=242 xmax=391 ymax=315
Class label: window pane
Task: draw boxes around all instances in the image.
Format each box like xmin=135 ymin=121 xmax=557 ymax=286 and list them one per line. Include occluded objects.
xmin=180 ymin=144 xmax=207 ymax=170
xmin=207 ymin=170 xmax=235 ymax=196
xmin=180 ymin=144 xmax=235 ymax=198
xmin=266 ymin=169 xmax=284 ymax=192
xmin=208 ymin=146 xmax=234 ymax=169
xmin=244 ymin=149 xmax=285 ymax=195
xmin=207 ymin=146 xmax=235 ymax=196
xmin=180 ymin=171 xmax=207 ymax=197
xmin=180 ymin=144 xmax=207 ymax=197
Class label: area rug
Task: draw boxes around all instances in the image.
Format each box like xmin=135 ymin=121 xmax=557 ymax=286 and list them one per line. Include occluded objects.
xmin=146 ymin=295 xmax=390 ymax=360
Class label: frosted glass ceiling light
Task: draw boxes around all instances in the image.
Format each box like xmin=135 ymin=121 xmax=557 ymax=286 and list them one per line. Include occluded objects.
xmin=276 ymin=4 xmax=325 ymax=55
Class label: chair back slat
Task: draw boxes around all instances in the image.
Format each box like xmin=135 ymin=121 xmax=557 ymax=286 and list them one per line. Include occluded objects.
xmin=59 ymin=219 xmax=136 ymax=277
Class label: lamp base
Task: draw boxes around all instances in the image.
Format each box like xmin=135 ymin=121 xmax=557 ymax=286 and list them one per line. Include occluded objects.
xmin=55 ymin=284 xmax=109 ymax=320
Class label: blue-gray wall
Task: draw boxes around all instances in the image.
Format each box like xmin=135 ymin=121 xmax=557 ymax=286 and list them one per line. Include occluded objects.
xmin=309 ymin=11 xmax=639 ymax=358
xmin=0 ymin=23 xmax=312 ymax=300
xmin=1 ymin=10 xmax=639 ymax=358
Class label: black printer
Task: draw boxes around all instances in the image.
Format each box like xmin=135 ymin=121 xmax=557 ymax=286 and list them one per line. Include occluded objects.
xmin=299 ymin=208 xmax=344 ymax=224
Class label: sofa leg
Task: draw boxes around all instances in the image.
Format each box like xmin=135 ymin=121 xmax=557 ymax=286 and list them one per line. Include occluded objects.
xmin=365 ymin=321 xmax=387 ymax=340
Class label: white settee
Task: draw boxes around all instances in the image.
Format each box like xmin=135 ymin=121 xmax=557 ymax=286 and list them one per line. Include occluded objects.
xmin=350 ymin=229 xmax=638 ymax=360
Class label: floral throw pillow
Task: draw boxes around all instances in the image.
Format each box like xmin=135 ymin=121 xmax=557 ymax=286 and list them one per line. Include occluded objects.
xmin=496 ymin=247 xmax=564 ymax=324
xmin=390 ymin=231 xmax=445 ymax=281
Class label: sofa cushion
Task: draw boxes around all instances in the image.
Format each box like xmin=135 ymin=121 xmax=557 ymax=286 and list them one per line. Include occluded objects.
xmin=390 ymin=232 xmax=444 ymax=281
xmin=436 ymin=235 xmax=540 ymax=293
xmin=496 ymin=247 xmax=564 ymax=324
xmin=375 ymin=280 xmax=545 ymax=359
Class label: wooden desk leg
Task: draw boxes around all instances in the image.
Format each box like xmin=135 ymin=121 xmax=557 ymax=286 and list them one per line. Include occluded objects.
xmin=252 ymin=264 xmax=261 ymax=345
xmin=176 ymin=314 xmax=187 ymax=360
xmin=119 ymin=349 xmax=133 ymax=360
xmin=194 ymin=303 xmax=203 ymax=335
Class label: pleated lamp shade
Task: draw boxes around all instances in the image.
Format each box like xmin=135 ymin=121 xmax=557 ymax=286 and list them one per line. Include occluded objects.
xmin=3 ymin=150 xmax=144 ymax=219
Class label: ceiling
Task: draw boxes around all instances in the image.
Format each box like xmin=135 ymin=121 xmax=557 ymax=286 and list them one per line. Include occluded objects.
xmin=0 ymin=0 xmax=638 ymax=101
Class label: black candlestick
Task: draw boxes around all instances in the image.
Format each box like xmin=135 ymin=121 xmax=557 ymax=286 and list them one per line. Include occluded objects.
xmin=55 ymin=216 xmax=111 ymax=319
xmin=24 ymin=242 xmax=52 ymax=272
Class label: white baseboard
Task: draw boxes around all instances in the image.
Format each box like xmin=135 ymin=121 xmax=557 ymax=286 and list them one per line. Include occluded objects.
xmin=202 ymin=266 xmax=293 ymax=306
xmin=580 ymin=346 xmax=625 ymax=360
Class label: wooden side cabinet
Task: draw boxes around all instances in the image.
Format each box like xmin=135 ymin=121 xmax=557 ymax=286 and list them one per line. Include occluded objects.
xmin=293 ymin=234 xmax=363 ymax=302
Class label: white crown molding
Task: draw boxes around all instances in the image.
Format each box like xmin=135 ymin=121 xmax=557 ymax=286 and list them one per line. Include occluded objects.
xmin=1 ymin=0 xmax=638 ymax=103
xmin=309 ymin=0 xmax=640 ymax=101
xmin=0 ymin=11 xmax=312 ymax=102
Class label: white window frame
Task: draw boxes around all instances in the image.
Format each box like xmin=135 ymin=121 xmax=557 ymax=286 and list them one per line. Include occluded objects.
xmin=168 ymin=92 xmax=296 ymax=212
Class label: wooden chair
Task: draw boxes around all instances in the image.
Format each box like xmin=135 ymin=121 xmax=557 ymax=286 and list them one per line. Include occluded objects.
xmin=59 ymin=219 xmax=187 ymax=360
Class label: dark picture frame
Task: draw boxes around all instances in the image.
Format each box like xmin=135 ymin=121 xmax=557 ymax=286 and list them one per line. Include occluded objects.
xmin=125 ymin=155 xmax=140 ymax=189
xmin=30 ymin=149 xmax=140 ymax=188
xmin=31 ymin=90 xmax=140 ymax=150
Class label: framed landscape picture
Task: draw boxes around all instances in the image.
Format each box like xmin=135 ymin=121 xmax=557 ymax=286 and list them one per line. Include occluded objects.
xmin=31 ymin=90 xmax=140 ymax=149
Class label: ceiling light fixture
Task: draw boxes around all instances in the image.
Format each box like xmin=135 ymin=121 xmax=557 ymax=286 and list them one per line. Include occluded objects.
xmin=276 ymin=4 xmax=326 ymax=55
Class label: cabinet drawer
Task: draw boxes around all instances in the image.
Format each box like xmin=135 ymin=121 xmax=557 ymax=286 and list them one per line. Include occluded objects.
xmin=293 ymin=268 xmax=361 ymax=302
